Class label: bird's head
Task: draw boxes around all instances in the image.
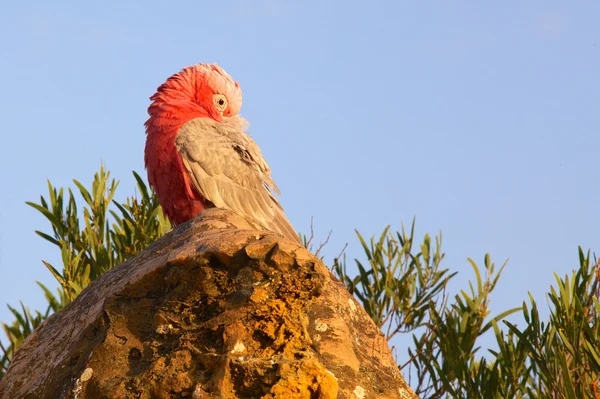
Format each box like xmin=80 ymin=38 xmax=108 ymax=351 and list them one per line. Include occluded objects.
xmin=147 ymin=63 xmax=242 ymax=131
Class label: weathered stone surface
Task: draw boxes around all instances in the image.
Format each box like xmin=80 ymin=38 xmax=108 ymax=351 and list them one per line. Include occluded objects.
xmin=0 ymin=208 xmax=418 ymax=399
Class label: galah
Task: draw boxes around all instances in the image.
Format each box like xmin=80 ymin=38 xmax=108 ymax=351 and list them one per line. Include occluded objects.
xmin=144 ymin=63 xmax=299 ymax=242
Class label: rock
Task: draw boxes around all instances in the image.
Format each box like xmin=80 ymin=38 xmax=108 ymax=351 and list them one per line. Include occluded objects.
xmin=0 ymin=209 xmax=419 ymax=399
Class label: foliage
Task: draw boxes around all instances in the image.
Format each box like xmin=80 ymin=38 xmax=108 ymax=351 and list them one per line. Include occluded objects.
xmin=501 ymin=249 xmax=600 ymax=398
xmin=332 ymin=228 xmax=600 ymax=399
xmin=1 ymin=165 xmax=599 ymax=399
xmin=333 ymin=224 xmax=455 ymax=340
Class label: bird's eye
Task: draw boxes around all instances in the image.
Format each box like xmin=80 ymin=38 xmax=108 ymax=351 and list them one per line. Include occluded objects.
xmin=213 ymin=94 xmax=228 ymax=113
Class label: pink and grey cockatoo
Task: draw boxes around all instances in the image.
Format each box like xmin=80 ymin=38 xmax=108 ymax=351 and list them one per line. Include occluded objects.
xmin=144 ymin=64 xmax=299 ymax=242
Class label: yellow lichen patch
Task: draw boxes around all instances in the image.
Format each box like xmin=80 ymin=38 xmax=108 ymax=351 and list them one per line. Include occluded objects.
xmin=264 ymin=359 xmax=338 ymax=399
xmin=250 ymin=286 xmax=270 ymax=303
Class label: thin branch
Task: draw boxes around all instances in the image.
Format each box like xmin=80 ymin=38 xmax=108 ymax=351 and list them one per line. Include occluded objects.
xmin=314 ymin=229 xmax=332 ymax=258
xmin=305 ymin=216 xmax=315 ymax=250
xmin=330 ymin=243 xmax=348 ymax=272
xmin=399 ymin=326 xmax=435 ymax=371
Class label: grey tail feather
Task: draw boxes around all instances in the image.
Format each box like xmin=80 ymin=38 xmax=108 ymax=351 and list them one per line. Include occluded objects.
xmin=272 ymin=211 xmax=301 ymax=243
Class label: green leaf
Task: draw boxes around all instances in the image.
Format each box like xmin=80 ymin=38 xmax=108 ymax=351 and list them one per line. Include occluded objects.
xmin=558 ymin=351 xmax=577 ymax=399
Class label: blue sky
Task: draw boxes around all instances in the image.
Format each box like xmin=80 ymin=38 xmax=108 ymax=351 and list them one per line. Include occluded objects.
xmin=1 ymin=0 xmax=599 ymax=373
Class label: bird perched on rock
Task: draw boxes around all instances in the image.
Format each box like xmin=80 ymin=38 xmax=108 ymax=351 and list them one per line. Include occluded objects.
xmin=145 ymin=63 xmax=299 ymax=242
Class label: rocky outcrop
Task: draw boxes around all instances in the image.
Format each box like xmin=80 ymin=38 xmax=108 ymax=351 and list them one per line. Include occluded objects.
xmin=0 ymin=209 xmax=418 ymax=399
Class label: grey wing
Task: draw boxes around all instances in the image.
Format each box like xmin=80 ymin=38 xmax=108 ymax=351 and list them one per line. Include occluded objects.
xmin=176 ymin=116 xmax=299 ymax=243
